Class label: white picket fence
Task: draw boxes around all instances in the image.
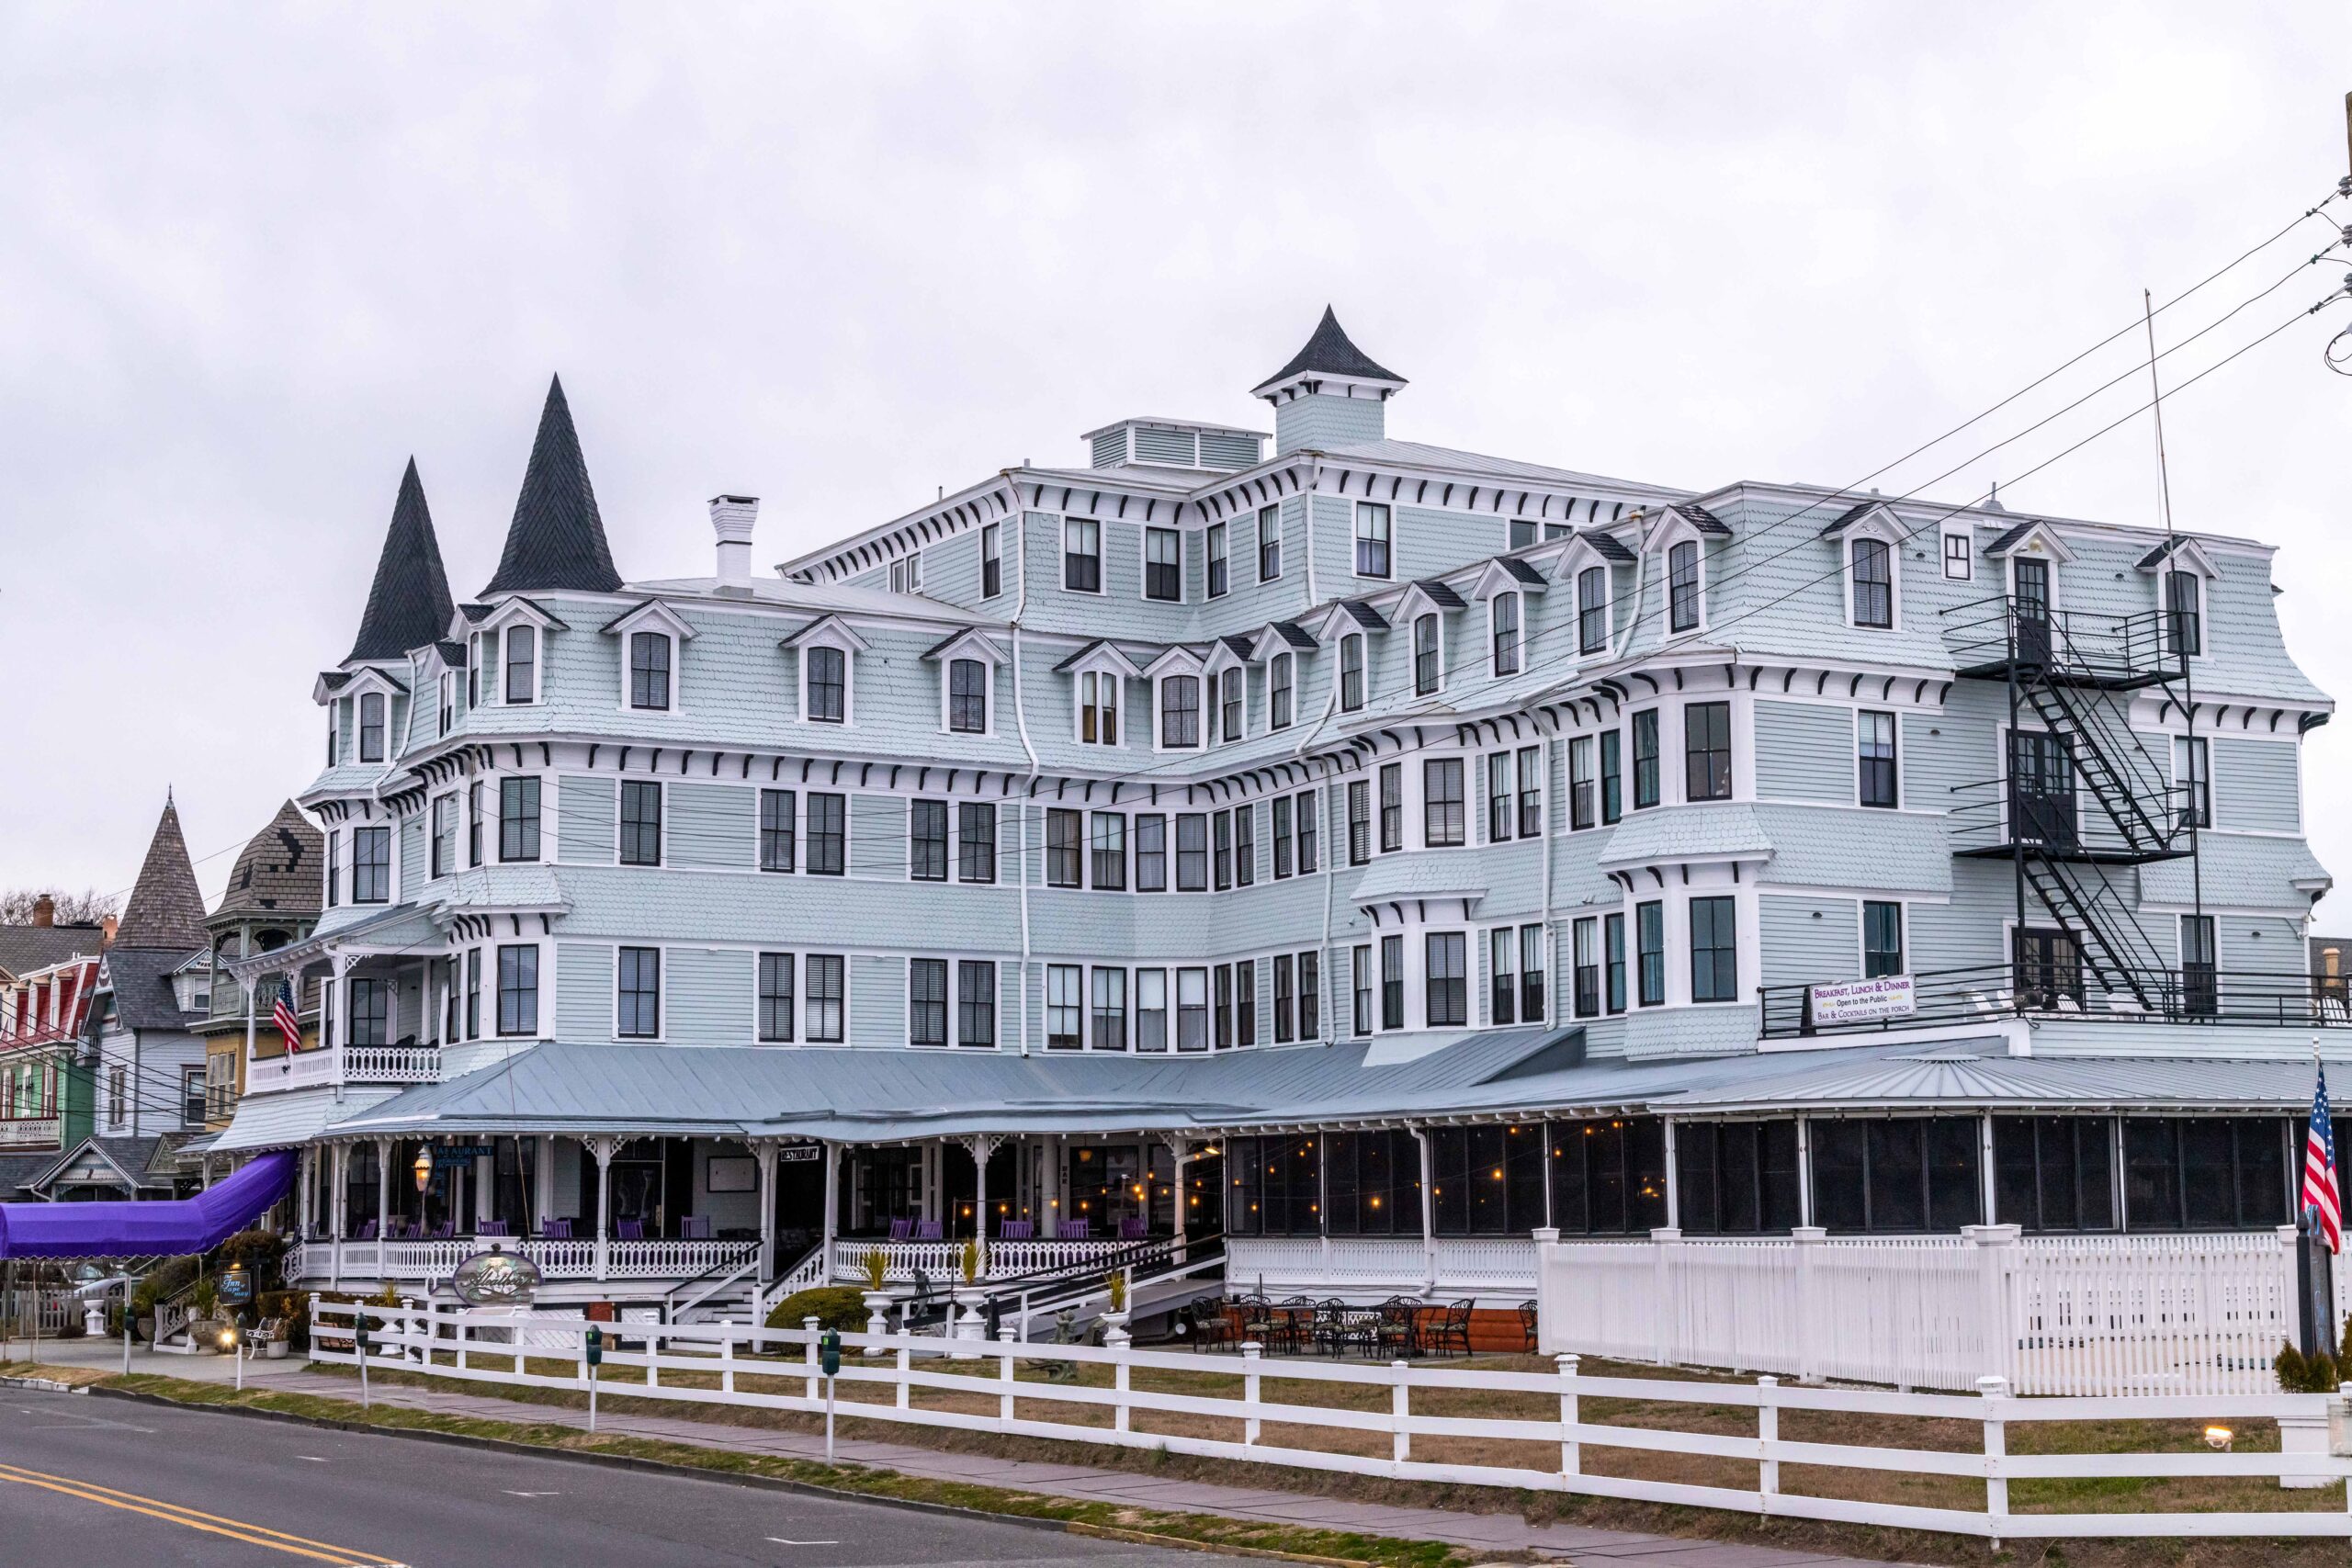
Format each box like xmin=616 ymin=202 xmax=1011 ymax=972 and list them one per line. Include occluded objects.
xmin=309 ymin=1297 xmax=2352 ymax=1542
xmin=1539 ymin=1225 xmax=2330 ymax=1395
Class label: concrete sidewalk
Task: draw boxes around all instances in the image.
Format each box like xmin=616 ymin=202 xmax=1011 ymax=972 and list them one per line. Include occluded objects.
xmin=20 ymin=1338 xmax=1911 ymax=1568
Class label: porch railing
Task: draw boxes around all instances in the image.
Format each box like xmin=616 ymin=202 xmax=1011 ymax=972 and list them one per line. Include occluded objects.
xmin=1757 ymin=962 xmax=2352 ymax=1039
xmin=829 ymin=1235 xmax=1136 ymax=1284
xmin=291 ymin=1235 xmax=754 ymax=1284
xmin=245 ymin=1043 xmax=440 ymax=1094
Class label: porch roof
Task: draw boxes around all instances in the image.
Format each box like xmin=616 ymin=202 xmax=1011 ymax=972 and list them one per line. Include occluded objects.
xmin=303 ymin=1028 xmax=1904 ymax=1144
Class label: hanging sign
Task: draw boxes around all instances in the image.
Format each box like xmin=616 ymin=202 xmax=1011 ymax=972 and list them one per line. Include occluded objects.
xmin=450 ymin=1247 xmax=545 ymax=1307
xmin=775 ymin=1146 xmax=823 ymax=1165
xmin=1807 ymin=975 xmax=1917 ymax=1026
xmin=435 ymin=1145 xmax=495 ymax=1168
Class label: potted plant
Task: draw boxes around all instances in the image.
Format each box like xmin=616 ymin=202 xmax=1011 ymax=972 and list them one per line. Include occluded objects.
xmin=858 ymin=1247 xmax=894 ymax=1351
xmin=1101 ymin=1268 xmax=1132 ymax=1347
xmin=187 ymin=1277 xmax=222 ymax=1354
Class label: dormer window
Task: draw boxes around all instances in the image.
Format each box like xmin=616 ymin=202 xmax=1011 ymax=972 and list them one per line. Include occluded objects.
xmin=2163 ymin=570 xmax=2203 ymax=658
xmin=948 ymin=658 xmax=989 ymax=733
xmin=1354 ymin=502 xmax=1392 ymax=580
xmin=1850 ymin=536 xmax=1894 ymax=628
xmin=980 ymin=523 xmax=1002 ymax=598
xmin=1064 ymin=517 xmax=1102 ymax=592
xmin=1218 ymin=667 xmax=1244 ymax=742
xmin=358 ymin=693 xmax=386 ymax=762
xmin=1270 ymin=652 xmax=1295 ymax=729
xmin=1340 ymin=634 xmax=1365 ymax=712
xmin=1159 ymin=674 xmax=1201 ymax=749
xmin=503 ymin=625 xmax=537 ymax=704
xmin=1943 ymin=532 xmax=1973 ymax=581
xmin=1491 ymin=592 xmax=1521 ymax=676
xmin=1258 ymin=505 xmax=1281 ymax=581
xmin=1080 ymin=671 xmax=1119 ymax=744
xmin=1201 ymin=525 xmax=1225 ymax=599
xmin=1413 ymin=614 xmax=1441 ymax=694
xmin=1668 ymin=540 xmax=1702 ymax=633
xmin=1577 ymin=567 xmax=1608 ymax=654
xmin=808 ymin=647 xmax=846 ymax=722
xmin=629 ymin=631 xmax=673 ymax=710
xmin=438 ymin=672 xmax=455 ymax=736
xmin=1148 ymin=527 xmax=1184 ymax=603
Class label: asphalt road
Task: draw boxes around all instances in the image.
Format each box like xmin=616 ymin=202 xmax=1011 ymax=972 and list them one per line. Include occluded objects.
xmin=0 ymin=1386 xmax=1199 ymax=1567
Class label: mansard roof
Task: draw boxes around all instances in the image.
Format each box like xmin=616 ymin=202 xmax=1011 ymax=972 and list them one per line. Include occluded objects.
xmin=346 ymin=458 xmax=456 ymax=662
xmin=483 ymin=376 xmax=624 ymax=596
xmin=1252 ymin=306 xmax=1406 ymax=394
xmin=113 ymin=795 xmax=208 ymax=951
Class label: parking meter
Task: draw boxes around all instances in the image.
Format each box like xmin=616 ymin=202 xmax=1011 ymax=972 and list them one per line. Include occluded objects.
xmin=820 ymin=1327 xmax=841 ymax=1378
xmin=585 ymin=1324 xmax=605 ymax=1366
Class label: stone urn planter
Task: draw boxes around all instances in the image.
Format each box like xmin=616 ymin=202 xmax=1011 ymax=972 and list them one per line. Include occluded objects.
xmin=862 ymin=1291 xmax=894 ymax=1354
xmin=1100 ymin=1308 xmax=1132 ymax=1348
xmin=950 ymin=1285 xmax=989 ymax=1359
xmin=264 ymin=1337 xmax=289 ymax=1360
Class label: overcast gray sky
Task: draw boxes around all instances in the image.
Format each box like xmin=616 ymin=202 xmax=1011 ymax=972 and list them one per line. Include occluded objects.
xmin=3 ymin=3 xmax=2348 ymax=916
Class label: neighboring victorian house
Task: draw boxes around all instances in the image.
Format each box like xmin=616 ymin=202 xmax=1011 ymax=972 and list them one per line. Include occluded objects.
xmin=57 ymin=795 xmax=214 ymax=1201
xmin=194 ymin=802 xmax=325 ymax=1145
xmin=0 ymin=897 xmax=110 ymax=1197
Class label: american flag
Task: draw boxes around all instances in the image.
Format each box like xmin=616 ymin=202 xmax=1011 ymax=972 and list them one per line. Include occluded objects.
xmin=271 ymin=979 xmax=303 ymax=1053
xmin=2303 ymin=1063 xmax=2340 ymax=1255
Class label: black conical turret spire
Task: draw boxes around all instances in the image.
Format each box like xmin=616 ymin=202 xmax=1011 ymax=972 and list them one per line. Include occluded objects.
xmin=346 ymin=458 xmax=457 ymax=662
xmin=483 ymin=376 xmax=624 ymax=595
xmin=1252 ymin=306 xmax=1406 ymax=394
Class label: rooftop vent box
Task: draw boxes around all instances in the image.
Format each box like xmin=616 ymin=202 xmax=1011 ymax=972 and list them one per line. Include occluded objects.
xmin=1082 ymin=419 xmax=1267 ymax=473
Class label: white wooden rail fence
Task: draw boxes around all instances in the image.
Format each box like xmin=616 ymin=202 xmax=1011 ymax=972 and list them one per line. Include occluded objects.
xmin=1540 ymin=1225 xmax=2338 ymax=1396
xmin=311 ymin=1298 xmax=2352 ymax=1542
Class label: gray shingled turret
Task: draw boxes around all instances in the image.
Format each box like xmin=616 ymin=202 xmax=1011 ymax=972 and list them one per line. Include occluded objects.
xmin=112 ymin=795 xmax=209 ymax=952
xmin=346 ymin=457 xmax=457 ymax=662
xmin=210 ymin=800 xmax=324 ymax=923
xmin=483 ymin=375 xmax=624 ymax=595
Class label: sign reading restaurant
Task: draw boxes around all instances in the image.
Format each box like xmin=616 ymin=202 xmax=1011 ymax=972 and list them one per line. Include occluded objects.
xmin=1807 ymin=975 xmax=1917 ymax=1027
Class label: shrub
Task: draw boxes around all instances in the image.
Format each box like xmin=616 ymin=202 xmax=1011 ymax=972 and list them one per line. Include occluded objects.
xmin=763 ymin=1286 xmax=869 ymax=1332
xmin=130 ymin=1256 xmax=198 ymax=1321
xmin=189 ymin=1277 xmax=220 ymax=1321
xmin=2277 ymin=1342 xmax=2341 ymax=1393
xmin=258 ymin=1289 xmax=311 ymax=1350
xmin=209 ymin=1229 xmax=287 ymax=1288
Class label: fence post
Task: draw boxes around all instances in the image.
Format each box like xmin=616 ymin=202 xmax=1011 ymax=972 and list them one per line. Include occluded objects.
xmin=895 ymin=1335 xmax=911 ymax=1410
xmin=1967 ymin=1224 xmax=2023 ymax=1388
xmin=1556 ymin=1353 xmax=1580 ymax=1479
xmin=1114 ymin=1337 xmax=1132 ymax=1435
xmin=1392 ymin=1361 xmax=1410 ymax=1465
xmin=455 ymin=1301 xmax=469 ymax=1372
xmin=306 ymin=1293 xmax=322 ymax=1367
xmin=997 ymin=1326 xmax=1017 ymax=1425
xmin=577 ymin=1317 xmax=589 ymax=1390
xmin=720 ymin=1322 xmax=736 ymax=1394
xmin=803 ymin=1315 xmax=820 ymax=1403
xmin=1791 ymin=1227 xmax=1825 ymax=1383
xmin=401 ymin=1297 xmax=420 ymax=1365
xmin=1649 ymin=1228 xmax=1682 ymax=1367
xmin=1976 ymin=1373 xmax=2010 ymax=1547
xmin=1756 ymin=1375 xmax=1779 ymax=1511
xmin=1241 ymin=1341 xmax=1263 ymax=1446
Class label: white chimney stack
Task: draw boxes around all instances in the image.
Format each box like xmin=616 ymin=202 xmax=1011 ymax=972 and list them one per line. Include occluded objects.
xmin=708 ymin=494 xmax=759 ymax=584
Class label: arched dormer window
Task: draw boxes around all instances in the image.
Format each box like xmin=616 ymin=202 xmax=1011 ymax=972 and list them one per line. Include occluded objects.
xmin=1413 ymin=613 xmax=1442 ymax=694
xmin=1270 ymin=651 xmax=1295 ymax=729
xmin=922 ymin=626 xmax=1007 ymax=737
xmin=1142 ymin=646 xmax=1206 ymax=750
xmin=781 ymin=614 xmax=871 ymax=726
xmin=1849 ymin=536 xmax=1894 ymax=629
xmin=1490 ymin=592 xmax=1521 ymax=676
xmin=601 ymin=599 xmax=695 ymax=713
xmin=630 ymin=632 xmax=672 ymax=710
xmin=1057 ymin=639 xmax=1142 ymax=748
xmin=1340 ymin=634 xmax=1366 ymax=711
xmin=1577 ymin=567 xmax=1608 ymax=654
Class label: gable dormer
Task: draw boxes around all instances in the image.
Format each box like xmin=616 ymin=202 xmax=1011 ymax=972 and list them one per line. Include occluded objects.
xmin=1056 ymin=639 xmax=1145 ymax=748
xmin=461 ymin=596 xmax=570 ymax=708
xmin=922 ymin=626 xmax=1009 ymax=737
xmin=779 ymin=614 xmax=870 ymax=726
xmin=1141 ymin=645 xmax=1208 ymax=751
xmin=1556 ymin=531 xmax=1632 ymax=656
xmin=600 ymin=599 xmax=696 ymax=714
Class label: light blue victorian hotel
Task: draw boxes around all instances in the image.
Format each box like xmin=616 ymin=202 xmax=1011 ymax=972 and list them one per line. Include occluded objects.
xmin=221 ymin=310 xmax=2340 ymax=1323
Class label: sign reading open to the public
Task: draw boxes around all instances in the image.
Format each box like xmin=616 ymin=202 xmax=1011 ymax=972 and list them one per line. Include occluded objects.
xmin=1806 ymin=974 xmax=1916 ymax=1026
xmin=451 ymin=1247 xmax=546 ymax=1307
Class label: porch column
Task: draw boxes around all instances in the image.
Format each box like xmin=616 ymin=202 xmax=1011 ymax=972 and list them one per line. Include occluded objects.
xmin=587 ymin=1135 xmax=617 ymax=1281
xmin=473 ymin=1151 xmax=494 ymax=1231
xmin=1661 ymin=1119 xmax=1680 ymax=1229
xmin=534 ymin=1135 xmax=556 ymax=1232
xmin=1044 ymin=1134 xmax=1063 ymax=1239
xmin=962 ymin=1134 xmax=1002 ymax=1247
xmin=329 ymin=1143 xmax=348 ymax=1289
xmin=1160 ymin=1134 xmax=1193 ymax=1261
xmin=821 ymin=1141 xmax=841 ymax=1278
xmin=200 ymin=1155 xmax=213 ymax=1190
xmin=1410 ymin=1125 xmax=1436 ymax=1295
xmin=753 ymin=1140 xmax=778 ymax=1281
xmin=373 ymin=1137 xmax=391 ymax=1248
xmin=296 ymin=1147 xmax=313 ymax=1239
xmin=243 ymin=975 xmax=258 ymax=1073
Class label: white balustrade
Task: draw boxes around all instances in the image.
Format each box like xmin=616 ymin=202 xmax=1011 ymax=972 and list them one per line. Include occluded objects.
xmin=244 ymin=1043 xmax=442 ymax=1096
xmin=1225 ymin=1236 xmax=1537 ymax=1300
xmin=289 ymin=1235 xmax=752 ymax=1283
xmin=0 ymin=1118 xmax=61 ymax=1150
xmin=830 ymin=1236 xmax=1131 ymax=1283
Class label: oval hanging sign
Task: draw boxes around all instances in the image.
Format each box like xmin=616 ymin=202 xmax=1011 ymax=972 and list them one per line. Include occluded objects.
xmin=450 ymin=1247 xmax=545 ymax=1307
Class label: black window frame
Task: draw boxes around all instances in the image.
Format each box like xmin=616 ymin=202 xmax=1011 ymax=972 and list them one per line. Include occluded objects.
xmin=1491 ymin=591 xmax=1521 ymax=675
xmin=1064 ymin=517 xmax=1102 ymax=593
xmin=760 ymin=788 xmax=797 ymax=873
xmin=910 ymin=798 xmax=948 ymax=882
xmin=1148 ymin=525 xmax=1184 ymax=603
xmin=1858 ymin=708 xmax=1899 ymax=808
xmin=1424 ymin=931 xmax=1467 ymax=1027
xmin=1668 ymin=538 xmax=1701 ymax=632
xmin=616 ymin=946 xmax=662 ymax=1039
xmin=1635 ymin=899 xmax=1666 ymax=1007
xmin=1850 ymin=536 xmax=1894 ymax=628
xmin=1159 ymin=675 xmax=1201 ymax=749
xmin=1258 ymin=504 xmax=1282 ymax=581
xmin=1412 ymin=613 xmax=1441 ymax=694
xmin=909 ymin=957 xmax=948 ymax=1047
xmin=1422 ymin=758 xmax=1465 ymax=848
xmin=1684 ymin=701 xmax=1732 ymax=802
xmin=496 ymin=943 xmax=539 ymax=1036
xmin=947 ymin=657 xmax=989 ymax=734
xmin=757 ymin=952 xmax=796 ymax=1043
xmin=628 ymin=630 xmax=671 ymax=710
xmin=1577 ymin=566 xmax=1608 ymax=654
xmin=1632 ymin=710 xmax=1660 ymax=809
xmin=805 ymin=792 xmax=845 ymax=876
xmin=1046 ymin=808 xmax=1083 ymax=889
xmin=1354 ymin=502 xmax=1391 ymax=579
xmin=619 ymin=779 xmax=662 ymax=867
xmin=498 ymin=777 xmax=541 ymax=863
xmin=805 ymin=644 xmax=846 ymax=723
xmin=958 ymin=801 xmax=997 ymax=884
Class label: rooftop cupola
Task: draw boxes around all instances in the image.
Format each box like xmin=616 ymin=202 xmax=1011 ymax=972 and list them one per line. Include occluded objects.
xmin=346 ymin=457 xmax=456 ymax=663
xmin=1250 ymin=306 xmax=1406 ymax=456
xmin=483 ymin=375 xmax=625 ymax=596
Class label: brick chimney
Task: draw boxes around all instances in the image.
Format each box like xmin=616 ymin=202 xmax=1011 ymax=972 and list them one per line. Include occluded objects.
xmin=32 ymin=894 xmax=53 ymax=928
xmin=709 ymin=495 xmax=759 ymax=585
xmin=101 ymin=914 xmax=119 ymax=946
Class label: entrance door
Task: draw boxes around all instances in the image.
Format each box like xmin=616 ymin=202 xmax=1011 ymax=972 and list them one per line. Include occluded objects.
xmin=2008 ymin=729 xmax=2077 ymax=851
xmin=609 ymin=1142 xmax=664 ymax=1234
xmin=2013 ymin=558 xmax=2052 ymax=666
xmin=2014 ymin=927 xmax=2084 ymax=1010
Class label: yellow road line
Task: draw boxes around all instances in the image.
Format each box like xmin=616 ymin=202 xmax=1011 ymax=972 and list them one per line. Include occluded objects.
xmin=0 ymin=1462 xmax=390 ymax=1565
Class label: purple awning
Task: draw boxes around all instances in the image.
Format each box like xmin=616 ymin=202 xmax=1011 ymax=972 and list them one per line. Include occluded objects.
xmin=0 ymin=1148 xmax=296 ymax=1259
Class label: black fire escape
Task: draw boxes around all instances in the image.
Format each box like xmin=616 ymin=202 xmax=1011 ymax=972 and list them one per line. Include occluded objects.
xmin=1945 ymin=580 xmax=2204 ymax=1018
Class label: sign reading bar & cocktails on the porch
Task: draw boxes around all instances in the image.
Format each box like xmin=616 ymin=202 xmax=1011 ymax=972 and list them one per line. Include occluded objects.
xmin=1806 ymin=974 xmax=1916 ymax=1026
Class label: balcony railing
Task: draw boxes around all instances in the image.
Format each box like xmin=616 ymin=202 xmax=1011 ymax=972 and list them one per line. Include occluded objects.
xmin=245 ymin=1043 xmax=440 ymax=1094
xmin=1942 ymin=593 xmax=2189 ymax=689
xmin=1758 ymin=963 xmax=2352 ymax=1039
xmin=0 ymin=1117 xmax=62 ymax=1150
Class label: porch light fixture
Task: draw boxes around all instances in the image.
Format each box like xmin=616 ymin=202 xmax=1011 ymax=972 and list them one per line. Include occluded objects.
xmin=2203 ymin=1426 xmax=2233 ymax=1451
xmin=413 ymin=1145 xmax=433 ymax=1193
